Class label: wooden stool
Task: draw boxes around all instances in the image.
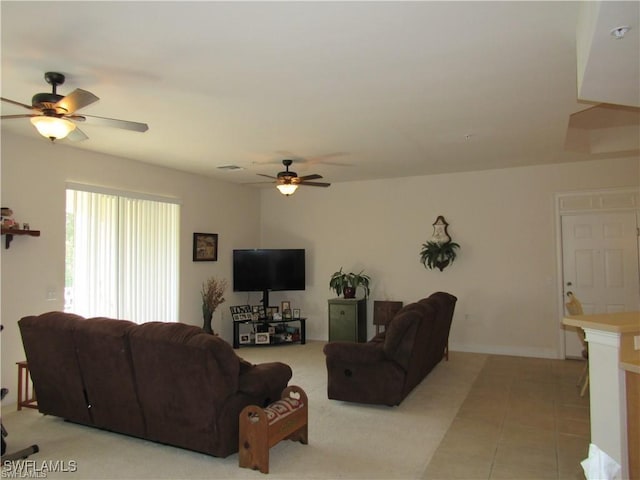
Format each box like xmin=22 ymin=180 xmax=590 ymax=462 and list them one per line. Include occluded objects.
xmin=239 ymin=385 xmax=308 ymax=474
xmin=16 ymin=361 xmax=38 ymax=410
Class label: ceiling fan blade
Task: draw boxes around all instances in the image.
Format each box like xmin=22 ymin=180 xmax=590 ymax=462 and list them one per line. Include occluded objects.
xmin=1 ymin=97 xmax=36 ymax=111
xmin=76 ymin=114 xmax=149 ymax=132
xmin=1 ymin=114 xmax=38 ymax=119
xmin=244 ymin=180 xmax=275 ymax=185
xmin=66 ymin=126 xmax=89 ymax=142
xmin=298 ymin=174 xmax=323 ymax=181
xmin=56 ymin=89 xmax=99 ymax=114
xmin=300 ymin=181 xmax=331 ymax=187
xmin=257 ymin=173 xmax=277 ymax=179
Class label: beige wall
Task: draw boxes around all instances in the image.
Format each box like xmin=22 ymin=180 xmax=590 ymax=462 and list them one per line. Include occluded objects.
xmin=1 ymin=129 xmax=638 ymax=404
xmin=1 ymin=132 xmax=261 ymax=405
xmin=259 ymin=156 xmax=639 ymax=356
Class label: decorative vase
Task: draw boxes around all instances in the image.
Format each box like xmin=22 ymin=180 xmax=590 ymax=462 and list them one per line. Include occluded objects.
xmin=202 ymin=306 xmax=214 ymax=334
xmin=343 ymin=287 xmax=356 ymax=299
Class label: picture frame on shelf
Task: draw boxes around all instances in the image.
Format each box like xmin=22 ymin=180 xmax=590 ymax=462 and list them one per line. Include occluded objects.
xmin=266 ymin=306 xmax=279 ymax=319
xmin=239 ymin=333 xmax=251 ymax=344
xmin=252 ymin=305 xmax=266 ymax=320
xmin=255 ymin=332 xmax=270 ymax=344
xmin=230 ymin=305 xmax=252 ymax=322
xmin=293 ymin=308 xmax=301 ymax=319
xmin=192 ymin=233 xmax=218 ymax=262
xmin=283 ymin=309 xmax=292 ymax=320
xmin=281 ymin=301 xmax=291 ymax=312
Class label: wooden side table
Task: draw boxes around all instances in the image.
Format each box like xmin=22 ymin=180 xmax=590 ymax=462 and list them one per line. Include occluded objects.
xmin=373 ymin=300 xmax=403 ymax=335
xmin=16 ymin=361 xmax=38 ymax=410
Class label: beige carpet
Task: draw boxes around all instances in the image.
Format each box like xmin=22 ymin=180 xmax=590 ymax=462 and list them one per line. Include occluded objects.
xmin=1 ymin=341 xmax=487 ymax=479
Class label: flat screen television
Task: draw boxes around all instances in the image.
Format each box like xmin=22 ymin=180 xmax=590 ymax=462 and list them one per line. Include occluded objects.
xmin=233 ymin=249 xmax=305 ymax=312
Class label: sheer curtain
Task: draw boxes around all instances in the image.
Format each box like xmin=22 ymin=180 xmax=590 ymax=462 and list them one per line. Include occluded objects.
xmin=65 ymin=186 xmax=179 ymax=323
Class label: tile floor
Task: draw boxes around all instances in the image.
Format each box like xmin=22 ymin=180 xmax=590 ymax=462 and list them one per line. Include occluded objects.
xmin=424 ymin=355 xmax=590 ymax=480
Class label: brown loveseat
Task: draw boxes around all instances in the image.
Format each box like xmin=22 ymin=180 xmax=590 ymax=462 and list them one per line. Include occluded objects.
xmin=18 ymin=312 xmax=292 ymax=457
xmin=323 ymin=292 xmax=457 ymax=406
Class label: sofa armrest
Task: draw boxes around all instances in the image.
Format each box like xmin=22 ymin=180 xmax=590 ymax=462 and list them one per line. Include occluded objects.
xmin=323 ymin=342 xmax=386 ymax=364
xmin=237 ymin=362 xmax=292 ymax=397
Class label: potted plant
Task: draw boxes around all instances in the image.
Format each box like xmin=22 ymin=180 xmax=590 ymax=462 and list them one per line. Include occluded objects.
xmin=201 ymin=277 xmax=228 ymax=334
xmin=329 ymin=268 xmax=371 ymax=298
xmin=419 ymin=240 xmax=460 ymax=271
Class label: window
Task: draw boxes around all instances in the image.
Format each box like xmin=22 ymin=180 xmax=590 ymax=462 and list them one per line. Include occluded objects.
xmin=65 ymin=185 xmax=180 ymax=323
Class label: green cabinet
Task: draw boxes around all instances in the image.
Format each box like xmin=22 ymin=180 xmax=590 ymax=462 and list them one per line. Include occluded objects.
xmin=328 ymin=298 xmax=367 ymax=342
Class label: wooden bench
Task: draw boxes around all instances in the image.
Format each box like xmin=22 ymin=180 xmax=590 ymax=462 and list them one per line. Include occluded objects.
xmin=239 ymin=385 xmax=308 ymax=474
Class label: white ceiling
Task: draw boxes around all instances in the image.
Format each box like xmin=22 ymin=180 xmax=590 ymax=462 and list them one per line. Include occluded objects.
xmin=1 ymin=1 xmax=638 ymax=187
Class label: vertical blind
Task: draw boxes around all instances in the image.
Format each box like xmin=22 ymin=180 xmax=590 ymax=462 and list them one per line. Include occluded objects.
xmin=65 ymin=187 xmax=179 ymax=323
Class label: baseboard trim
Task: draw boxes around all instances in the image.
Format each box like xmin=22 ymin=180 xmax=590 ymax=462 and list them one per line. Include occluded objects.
xmin=450 ymin=342 xmax=561 ymax=360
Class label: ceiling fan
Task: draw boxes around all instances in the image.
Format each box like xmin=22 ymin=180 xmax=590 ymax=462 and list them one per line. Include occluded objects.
xmin=257 ymin=159 xmax=331 ymax=196
xmin=1 ymin=71 xmax=148 ymax=142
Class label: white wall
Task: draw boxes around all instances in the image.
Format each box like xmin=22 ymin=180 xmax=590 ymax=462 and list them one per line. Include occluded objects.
xmin=1 ymin=132 xmax=261 ymax=405
xmin=259 ymin=156 xmax=639 ymax=357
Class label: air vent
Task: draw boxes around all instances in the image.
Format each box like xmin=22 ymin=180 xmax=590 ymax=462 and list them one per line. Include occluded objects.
xmin=217 ymin=165 xmax=244 ymax=171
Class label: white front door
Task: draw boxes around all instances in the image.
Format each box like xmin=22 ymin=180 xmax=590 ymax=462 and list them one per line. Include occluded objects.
xmin=561 ymin=211 xmax=640 ymax=358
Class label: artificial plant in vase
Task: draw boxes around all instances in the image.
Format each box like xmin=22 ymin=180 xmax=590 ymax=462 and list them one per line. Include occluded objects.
xmin=329 ymin=268 xmax=371 ymax=298
xmin=201 ymin=277 xmax=228 ymax=334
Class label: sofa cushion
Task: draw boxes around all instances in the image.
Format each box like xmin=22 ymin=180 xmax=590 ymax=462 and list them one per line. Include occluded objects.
xmin=19 ymin=312 xmax=92 ymax=425
xmin=383 ymin=303 xmax=430 ymax=370
xmin=127 ymin=322 xmax=241 ymax=454
xmin=419 ymin=292 xmax=457 ymax=368
xmin=74 ymin=317 xmax=145 ymax=437
xmin=401 ymin=301 xmax=438 ymax=395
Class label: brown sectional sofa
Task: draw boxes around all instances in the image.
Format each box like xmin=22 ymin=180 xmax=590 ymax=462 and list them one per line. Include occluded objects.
xmin=18 ymin=312 xmax=292 ymax=457
xmin=323 ymin=292 xmax=457 ymax=406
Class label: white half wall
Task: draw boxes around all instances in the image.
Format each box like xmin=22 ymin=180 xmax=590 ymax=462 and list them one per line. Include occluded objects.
xmin=259 ymin=156 xmax=639 ymax=358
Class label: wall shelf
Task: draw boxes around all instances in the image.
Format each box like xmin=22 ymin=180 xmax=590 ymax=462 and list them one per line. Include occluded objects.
xmin=1 ymin=228 xmax=41 ymax=249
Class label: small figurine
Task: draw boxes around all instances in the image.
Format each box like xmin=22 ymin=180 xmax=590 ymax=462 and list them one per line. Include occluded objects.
xmin=1 ymin=208 xmax=16 ymax=229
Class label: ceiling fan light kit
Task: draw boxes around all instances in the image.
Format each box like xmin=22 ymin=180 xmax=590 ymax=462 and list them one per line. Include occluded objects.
xmin=30 ymin=116 xmax=76 ymax=141
xmin=277 ymin=183 xmax=299 ymax=196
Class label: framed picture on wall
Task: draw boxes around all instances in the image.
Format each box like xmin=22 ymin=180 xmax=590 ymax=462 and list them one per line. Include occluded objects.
xmin=193 ymin=233 xmax=218 ymax=261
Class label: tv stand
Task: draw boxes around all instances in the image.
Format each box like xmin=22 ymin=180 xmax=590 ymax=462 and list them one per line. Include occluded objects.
xmin=261 ymin=289 xmax=270 ymax=316
xmin=233 ymin=317 xmax=306 ymax=349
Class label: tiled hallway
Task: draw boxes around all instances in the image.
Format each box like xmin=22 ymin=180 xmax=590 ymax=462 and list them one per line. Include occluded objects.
xmin=424 ymin=355 xmax=590 ymax=479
